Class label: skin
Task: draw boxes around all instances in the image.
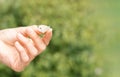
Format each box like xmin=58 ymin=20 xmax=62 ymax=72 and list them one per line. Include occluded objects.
xmin=0 ymin=26 xmax=52 ymax=72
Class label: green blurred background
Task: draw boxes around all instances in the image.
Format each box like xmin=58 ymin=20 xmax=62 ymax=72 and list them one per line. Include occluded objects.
xmin=0 ymin=0 xmax=119 ymax=77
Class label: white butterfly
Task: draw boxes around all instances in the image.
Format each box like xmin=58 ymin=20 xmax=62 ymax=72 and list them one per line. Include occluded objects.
xmin=38 ymin=25 xmax=51 ymax=33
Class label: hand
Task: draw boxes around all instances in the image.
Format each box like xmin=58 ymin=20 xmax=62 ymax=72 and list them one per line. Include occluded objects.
xmin=0 ymin=26 xmax=52 ymax=72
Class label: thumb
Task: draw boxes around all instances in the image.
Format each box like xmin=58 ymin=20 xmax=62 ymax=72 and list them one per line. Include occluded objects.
xmin=42 ymin=29 xmax=52 ymax=46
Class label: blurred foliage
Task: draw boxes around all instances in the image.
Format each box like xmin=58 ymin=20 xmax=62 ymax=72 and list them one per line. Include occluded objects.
xmin=0 ymin=0 xmax=107 ymax=77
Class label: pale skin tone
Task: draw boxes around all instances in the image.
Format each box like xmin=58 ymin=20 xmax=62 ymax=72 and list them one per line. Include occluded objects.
xmin=0 ymin=26 xmax=52 ymax=72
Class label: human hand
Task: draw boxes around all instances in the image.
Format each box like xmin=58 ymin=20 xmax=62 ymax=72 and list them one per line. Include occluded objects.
xmin=0 ymin=25 xmax=52 ymax=72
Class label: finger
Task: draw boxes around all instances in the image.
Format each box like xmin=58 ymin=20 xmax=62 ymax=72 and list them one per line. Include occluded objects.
xmin=26 ymin=28 xmax=46 ymax=54
xmin=15 ymin=25 xmax=39 ymax=37
xmin=17 ymin=33 xmax=38 ymax=58
xmin=27 ymin=25 xmax=41 ymax=34
xmin=42 ymin=29 xmax=52 ymax=45
xmin=14 ymin=41 xmax=29 ymax=62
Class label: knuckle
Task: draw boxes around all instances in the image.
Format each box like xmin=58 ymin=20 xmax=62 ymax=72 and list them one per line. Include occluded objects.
xmin=40 ymin=45 xmax=46 ymax=51
xmin=33 ymin=50 xmax=38 ymax=56
xmin=12 ymin=63 xmax=24 ymax=72
xmin=31 ymin=49 xmax=38 ymax=57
